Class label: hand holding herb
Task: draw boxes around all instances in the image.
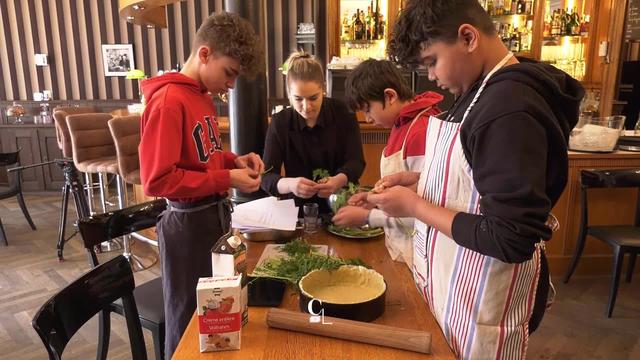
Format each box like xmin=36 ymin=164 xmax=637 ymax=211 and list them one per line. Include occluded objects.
xmin=312 ymin=168 xmax=331 ymax=183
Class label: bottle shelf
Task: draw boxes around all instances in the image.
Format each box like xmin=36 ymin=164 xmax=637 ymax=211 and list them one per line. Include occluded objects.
xmin=514 ymin=51 xmax=535 ymax=58
xmin=490 ymin=13 xmax=535 ymax=19
xmin=341 ymin=39 xmax=385 ymax=44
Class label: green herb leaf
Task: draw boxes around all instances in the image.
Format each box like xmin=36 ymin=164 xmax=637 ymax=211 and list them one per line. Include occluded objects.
xmin=260 ymin=165 xmax=274 ymax=176
xmin=312 ymin=168 xmax=331 ymax=181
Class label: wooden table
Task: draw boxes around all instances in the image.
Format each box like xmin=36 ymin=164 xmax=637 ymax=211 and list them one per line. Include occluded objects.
xmin=172 ymin=230 xmax=455 ymax=359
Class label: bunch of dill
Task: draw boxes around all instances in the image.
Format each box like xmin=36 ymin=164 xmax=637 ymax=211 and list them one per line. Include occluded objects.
xmin=250 ymin=238 xmax=368 ymax=286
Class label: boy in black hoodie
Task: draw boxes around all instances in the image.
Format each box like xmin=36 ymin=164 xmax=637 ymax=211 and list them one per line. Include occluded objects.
xmin=367 ymin=1 xmax=584 ymax=358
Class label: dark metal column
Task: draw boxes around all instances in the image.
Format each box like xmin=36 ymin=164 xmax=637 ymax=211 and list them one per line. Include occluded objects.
xmin=224 ymin=0 xmax=268 ymax=203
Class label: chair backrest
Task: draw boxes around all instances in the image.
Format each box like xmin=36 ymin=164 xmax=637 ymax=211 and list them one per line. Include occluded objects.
xmin=32 ymin=255 xmax=147 ymax=360
xmin=108 ymin=115 xmax=141 ymax=184
xmin=580 ymin=168 xmax=640 ymax=226
xmin=52 ymin=106 xmax=96 ymax=158
xmin=581 ymin=169 xmax=640 ymax=188
xmin=78 ymin=199 xmax=167 ymax=267
xmin=66 ymin=113 xmax=116 ymax=165
xmin=0 ymin=150 xmax=22 ymax=196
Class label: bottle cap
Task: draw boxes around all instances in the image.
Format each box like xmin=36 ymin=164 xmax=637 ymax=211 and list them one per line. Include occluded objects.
xmin=228 ymin=235 xmax=243 ymax=248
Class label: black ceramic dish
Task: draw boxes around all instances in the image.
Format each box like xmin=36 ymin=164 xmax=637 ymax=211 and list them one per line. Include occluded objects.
xmin=247 ymin=277 xmax=286 ymax=307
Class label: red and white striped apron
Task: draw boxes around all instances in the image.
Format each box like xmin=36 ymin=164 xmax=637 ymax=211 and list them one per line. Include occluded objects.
xmin=413 ymin=53 xmax=542 ymax=359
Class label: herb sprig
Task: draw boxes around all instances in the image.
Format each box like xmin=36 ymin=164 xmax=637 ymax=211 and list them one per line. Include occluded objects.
xmin=312 ymin=168 xmax=331 ymax=182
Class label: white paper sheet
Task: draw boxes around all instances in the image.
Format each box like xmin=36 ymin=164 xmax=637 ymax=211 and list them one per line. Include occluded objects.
xmin=231 ymin=197 xmax=299 ymax=231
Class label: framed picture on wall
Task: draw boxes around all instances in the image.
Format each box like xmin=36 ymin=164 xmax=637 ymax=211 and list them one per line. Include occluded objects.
xmin=101 ymin=44 xmax=135 ymax=76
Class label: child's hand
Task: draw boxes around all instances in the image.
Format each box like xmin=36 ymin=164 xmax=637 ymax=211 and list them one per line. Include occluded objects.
xmin=332 ymin=206 xmax=369 ymax=227
xmin=314 ymin=174 xmax=348 ymax=198
xmin=348 ymin=192 xmax=375 ymax=209
xmin=373 ymin=171 xmax=421 ymax=192
xmin=368 ymin=185 xmax=421 ymax=218
xmin=230 ymin=168 xmax=261 ymax=193
xmin=277 ymin=177 xmax=317 ymax=198
xmin=235 ymin=152 xmax=264 ymax=174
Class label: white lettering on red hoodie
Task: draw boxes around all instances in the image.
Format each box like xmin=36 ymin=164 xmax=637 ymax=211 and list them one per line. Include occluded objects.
xmin=139 ymin=73 xmax=237 ymax=202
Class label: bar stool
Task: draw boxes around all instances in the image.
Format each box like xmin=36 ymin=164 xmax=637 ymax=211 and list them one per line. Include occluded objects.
xmin=67 ymin=113 xmax=123 ymax=254
xmin=52 ymin=106 xmax=96 ymax=158
xmin=108 ymin=114 xmax=158 ymax=270
xmin=563 ymin=168 xmax=640 ymax=317
xmin=53 ymin=106 xmax=100 ymax=213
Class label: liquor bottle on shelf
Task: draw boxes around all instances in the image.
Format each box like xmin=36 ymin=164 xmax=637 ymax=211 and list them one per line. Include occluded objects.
xmin=525 ymin=0 xmax=533 ymax=15
xmin=342 ymin=11 xmax=350 ymax=40
xmin=365 ymin=5 xmax=372 ymax=40
xmin=560 ymin=9 xmax=567 ymax=35
xmin=374 ymin=0 xmax=380 ymax=39
xmin=354 ymin=9 xmax=364 ymax=40
xmin=571 ymin=9 xmax=581 ymax=36
xmin=509 ymin=0 xmax=518 ymax=14
xmin=580 ymin=14 xmax=590 ymax=36
xmin=350 ymin=11 xmax=356 ymax=40
xmin=521 ymin=25 xmax=531 ymax=52
xmin=510 ymin=29 xmax=521 ymax=52
xmin=487 ymin=0 xmax=494 ymax=15
xmin=517 ymin=0 xmax=525 ymax=14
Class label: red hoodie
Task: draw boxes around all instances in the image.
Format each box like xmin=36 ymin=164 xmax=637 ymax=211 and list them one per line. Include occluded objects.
xmin=383 ymin=91 xmax=443 ymax=159
xmin=139 ymin=73 xmax=237 ymax=202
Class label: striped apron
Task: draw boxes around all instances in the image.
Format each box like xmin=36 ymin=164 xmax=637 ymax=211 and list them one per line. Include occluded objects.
xmin=413 ymin=53 xmax=542 ymax=359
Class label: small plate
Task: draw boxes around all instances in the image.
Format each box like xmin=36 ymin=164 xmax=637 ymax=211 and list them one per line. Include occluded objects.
xmin=327 ymin=224 xmax=384 ymax=239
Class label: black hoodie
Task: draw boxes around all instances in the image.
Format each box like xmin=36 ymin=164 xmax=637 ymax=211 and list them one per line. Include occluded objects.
xmin=447 ymin=58 xmax=584 ymax=264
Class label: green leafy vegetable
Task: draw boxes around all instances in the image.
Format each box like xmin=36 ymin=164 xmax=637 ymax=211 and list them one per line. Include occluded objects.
xmin=330 ymin=182 xmax=365 ymax=213
xmin=312 ymin=168 xmax=331 ymax=182
xmin=327 ymin=224 xmax=384 ymax=238
xmin=250 ymin=238 xmax=369 ymax=286
xmin=280 ymin=238 xmax=314 ymax=256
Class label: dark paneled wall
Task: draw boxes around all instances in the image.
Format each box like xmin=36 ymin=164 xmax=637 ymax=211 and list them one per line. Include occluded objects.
xmin=0 ymin=0 xmax=316 ymax=102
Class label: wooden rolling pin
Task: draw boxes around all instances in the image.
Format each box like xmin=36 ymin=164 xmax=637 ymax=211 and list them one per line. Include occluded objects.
xmin=266 ymin=308 xmax=431 ymax=354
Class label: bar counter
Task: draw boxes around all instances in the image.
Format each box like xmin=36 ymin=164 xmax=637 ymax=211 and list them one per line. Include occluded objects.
xmin=172 ymin=229 xmax=456 ymax=359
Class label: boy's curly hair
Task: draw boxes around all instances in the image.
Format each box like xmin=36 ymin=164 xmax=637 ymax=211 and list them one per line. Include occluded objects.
xmin=193 ymin=12 xmax=264 ymax=78
xmin=387 ymin=0 xmax=495 ymax=67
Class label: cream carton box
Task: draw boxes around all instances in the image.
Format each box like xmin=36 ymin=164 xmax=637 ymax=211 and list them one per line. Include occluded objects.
xmin=196 ymin=276 xmax=242 ymax=352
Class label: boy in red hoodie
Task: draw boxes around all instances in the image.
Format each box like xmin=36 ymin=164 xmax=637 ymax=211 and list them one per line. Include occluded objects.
xmin=138 ymin=12 xmax=264 ymax=358
xmin=332 ymin=59 xmax=442 ymax=268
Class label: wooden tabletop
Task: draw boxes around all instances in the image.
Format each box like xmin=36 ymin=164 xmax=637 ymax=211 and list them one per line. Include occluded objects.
xmin=172 ymin=230 xmax=455 ymax=359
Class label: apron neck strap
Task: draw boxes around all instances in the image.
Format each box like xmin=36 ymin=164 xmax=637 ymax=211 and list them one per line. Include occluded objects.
xmin=400 ymin=107 xmax=432 ymax=150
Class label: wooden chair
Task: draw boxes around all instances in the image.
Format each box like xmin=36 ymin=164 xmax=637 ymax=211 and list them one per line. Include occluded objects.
xmin=563 ymin=168 xmax=640 ymax=317
xmin=78 ymin=199 xmax=166 ymax=360
xmin=0 ymin=150 xmax=36 ymax=246
xmin=31 ymin=255 xmax=147 ymax=360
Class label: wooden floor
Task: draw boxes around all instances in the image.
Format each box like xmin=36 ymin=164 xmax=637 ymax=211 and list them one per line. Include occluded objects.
xmin=1 ymin=194 xmax=639 ymax=359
